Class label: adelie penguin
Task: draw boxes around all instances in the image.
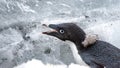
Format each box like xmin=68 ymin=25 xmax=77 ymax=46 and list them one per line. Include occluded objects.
xmin=42 ymin=23 xmax=120 ymax=68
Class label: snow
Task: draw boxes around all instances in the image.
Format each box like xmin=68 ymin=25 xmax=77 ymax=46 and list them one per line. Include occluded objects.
xmin=17 ymin=2 xmax=36 ymax=13
xmin=14 ymin=59 xmax=89 ymax=68
xmin=85 ymin=21 xmax=120 ymax=48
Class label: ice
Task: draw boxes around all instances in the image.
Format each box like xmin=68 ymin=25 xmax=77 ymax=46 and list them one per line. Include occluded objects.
xmin=46 ymin=1 xmax=53 ymax=5
xmin=14 ymin=59 xmax=89 ymax=68
xmin=85 ymin=21 xmax=120 ymax=48
xmin=0 ymin=0 xmax=120 ymax=68
xmin=17 ymin=2 xmax=36 ymax=13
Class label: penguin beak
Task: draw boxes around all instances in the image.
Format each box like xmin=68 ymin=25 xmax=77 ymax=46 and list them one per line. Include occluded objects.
xmin=42 ymin=24 xmax=58 ymax=35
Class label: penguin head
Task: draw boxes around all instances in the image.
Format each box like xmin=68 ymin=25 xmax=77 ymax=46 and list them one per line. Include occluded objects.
xmin=43 ymin=23 xmax=86 ymax=43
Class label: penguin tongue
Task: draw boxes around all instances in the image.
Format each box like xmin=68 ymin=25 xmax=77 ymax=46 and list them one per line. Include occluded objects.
xmin=42 ymin=30 xmax=58 ymax=34
xmin=42 ymin=24 xmax=58 ymax=34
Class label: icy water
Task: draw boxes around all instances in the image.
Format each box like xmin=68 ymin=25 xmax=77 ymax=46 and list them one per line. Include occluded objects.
xmin=0 ymin=0 xmax=120 ymax=68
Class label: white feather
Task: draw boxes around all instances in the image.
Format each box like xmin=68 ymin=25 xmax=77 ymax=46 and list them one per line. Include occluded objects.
xmin=65 ymin=41 xmax=87 ymax=65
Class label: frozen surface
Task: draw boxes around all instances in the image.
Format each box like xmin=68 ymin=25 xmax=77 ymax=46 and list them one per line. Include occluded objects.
xmin=0 ymin=0 xmax=120 ymax=68
xmin=14 ymin=59 xmax=89 ymax=68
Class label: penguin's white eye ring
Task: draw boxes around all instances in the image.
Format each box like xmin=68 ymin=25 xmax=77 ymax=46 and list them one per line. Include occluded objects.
xmin=59 ymin=29 xmax=64 ymax=34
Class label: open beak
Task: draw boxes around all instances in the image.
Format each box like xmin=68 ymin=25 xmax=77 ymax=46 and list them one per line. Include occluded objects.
xmin=42 ymin=23 xmax=66 ymax=41
xmin=42 ymin=24 xmax=58 ymax=35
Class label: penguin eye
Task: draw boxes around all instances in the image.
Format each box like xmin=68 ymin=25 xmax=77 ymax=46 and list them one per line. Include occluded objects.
xmin=59 ymin=29 xmax=64 ymax=34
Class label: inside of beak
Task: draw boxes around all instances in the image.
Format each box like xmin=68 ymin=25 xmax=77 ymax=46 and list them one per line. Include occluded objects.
xmin=42 ymin=24 xmax=58 ymax=34
xmin=42 ymin=30 xmax=58 ymax=34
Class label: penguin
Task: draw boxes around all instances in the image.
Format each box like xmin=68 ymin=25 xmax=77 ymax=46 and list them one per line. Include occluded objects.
xmin=42 ymin=23 xmax=120 ymax=68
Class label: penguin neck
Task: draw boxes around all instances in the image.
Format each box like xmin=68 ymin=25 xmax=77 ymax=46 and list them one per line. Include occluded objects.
xmin=66 ymin=40 xmax=85 ymax=53
xmin=71 ymin=34 xmax=86 ymax=51
xmin=71 ymin=30 xmax=86 ymax=51
xmin=74 ymin=41 xmax=85 ymax=51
